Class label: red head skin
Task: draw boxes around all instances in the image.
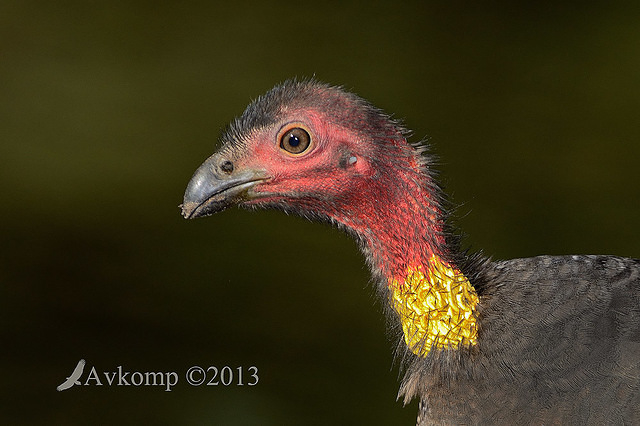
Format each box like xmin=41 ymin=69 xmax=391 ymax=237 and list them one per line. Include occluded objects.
xmin=222 ymin=93 xmax=449 ymax=287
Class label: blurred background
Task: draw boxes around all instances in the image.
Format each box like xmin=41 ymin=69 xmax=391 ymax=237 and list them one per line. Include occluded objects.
xmin=2 ymin=1 xmax=639 ymax=424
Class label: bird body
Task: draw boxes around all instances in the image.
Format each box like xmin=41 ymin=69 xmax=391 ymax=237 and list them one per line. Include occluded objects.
xmin=182 ymin=79 xmax=640 ymax=424
xmin=411 ymin=255 xmax=640 ymax=424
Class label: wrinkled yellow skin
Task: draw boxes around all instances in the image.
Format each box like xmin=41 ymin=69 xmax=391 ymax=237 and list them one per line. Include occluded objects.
xmin=391 ymin=255 xmax=479 ymax=356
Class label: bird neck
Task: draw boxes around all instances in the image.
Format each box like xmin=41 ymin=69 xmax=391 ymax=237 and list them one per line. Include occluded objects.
xmin=334 ymin=152 xmax=479 ymax=357
xmin=390 ymin=255 xmax=479 ymax=357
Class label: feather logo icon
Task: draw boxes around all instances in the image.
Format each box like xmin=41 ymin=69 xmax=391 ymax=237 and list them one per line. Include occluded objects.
xmin=57 ymin=359 xmax=85 ymax=391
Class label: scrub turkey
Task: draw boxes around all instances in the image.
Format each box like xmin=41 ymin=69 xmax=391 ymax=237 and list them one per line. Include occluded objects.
xmin=181 ymin=79 xmax=640 ymax=424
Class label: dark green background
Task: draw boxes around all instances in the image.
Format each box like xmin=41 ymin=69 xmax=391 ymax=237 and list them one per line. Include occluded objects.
xmin=2 ymin=2 xmax=639 ymax=424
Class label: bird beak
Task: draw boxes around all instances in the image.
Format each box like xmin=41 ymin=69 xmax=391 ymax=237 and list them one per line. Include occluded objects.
xmin=181 ymin=153 xmax=268 ymax=219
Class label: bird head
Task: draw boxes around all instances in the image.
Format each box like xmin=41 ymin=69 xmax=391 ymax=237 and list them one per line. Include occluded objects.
xmin=182 ymin=79 xmax=434 ymax=245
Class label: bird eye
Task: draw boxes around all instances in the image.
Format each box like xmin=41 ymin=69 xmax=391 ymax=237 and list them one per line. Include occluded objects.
xmin=279 ymin=127 xmax=311 ymax=155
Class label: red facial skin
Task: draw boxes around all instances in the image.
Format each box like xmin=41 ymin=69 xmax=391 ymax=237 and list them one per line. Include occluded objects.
xmin=233 ymin=108 xmax=448 ymax=287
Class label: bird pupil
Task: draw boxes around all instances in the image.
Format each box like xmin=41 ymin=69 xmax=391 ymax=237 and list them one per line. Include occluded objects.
xmin=288 ymin=134 xmax=300 ymax=147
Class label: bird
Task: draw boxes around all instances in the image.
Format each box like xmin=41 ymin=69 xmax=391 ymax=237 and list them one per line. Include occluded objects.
xmin=181 ymin=79 xmax=640 ymax=424
xmin=56 ymin=359 xmax=86 ymax=391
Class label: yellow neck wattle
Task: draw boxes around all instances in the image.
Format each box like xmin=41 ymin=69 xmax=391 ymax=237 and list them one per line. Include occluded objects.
xmin=390 ymin=255 xmax=479 ymax=357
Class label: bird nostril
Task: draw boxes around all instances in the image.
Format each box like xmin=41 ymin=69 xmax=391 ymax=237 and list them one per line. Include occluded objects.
xmin=220 ymin=160 xmax=234 ymax=174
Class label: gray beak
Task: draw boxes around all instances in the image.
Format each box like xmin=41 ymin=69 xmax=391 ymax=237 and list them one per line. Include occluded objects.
xmin=181 ymin=154 xmax=267 ymax=219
